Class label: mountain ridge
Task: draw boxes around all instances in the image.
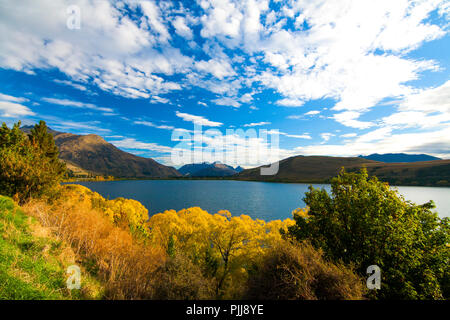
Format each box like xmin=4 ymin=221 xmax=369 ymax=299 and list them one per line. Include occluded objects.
xmin=236 ymin=155 xmax=450 ymax=186
xmin=359 ymin=153 xmax=441 ymax=163
xmin=21 ymin=126 xmax=181 ymax=178
xmin=178 ymin=161 xmax=242 ymax=177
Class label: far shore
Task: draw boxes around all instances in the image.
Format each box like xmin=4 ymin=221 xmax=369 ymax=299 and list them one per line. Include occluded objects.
xmin=63 ymin=176 xmax=450 ymax=188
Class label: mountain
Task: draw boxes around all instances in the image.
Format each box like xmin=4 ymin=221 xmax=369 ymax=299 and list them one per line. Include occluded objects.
xmin=236 ymin=155 xmax=450 ymax=186
xmin=21 ymin=126 xmax=180 ymax=178
xmin=359 ymin=153 xmax=441 ymax=163
xmin=237 ymin=156 xmax=377 ymax=182
xmin=178 ymin=162 xmax=241 ymax=177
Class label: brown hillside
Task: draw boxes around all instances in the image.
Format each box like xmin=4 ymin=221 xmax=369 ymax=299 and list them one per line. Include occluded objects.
xmin=53 ymin=132 xmax=180 ymax=178
xmin=236 ymin=155 xmax=450 ymax=186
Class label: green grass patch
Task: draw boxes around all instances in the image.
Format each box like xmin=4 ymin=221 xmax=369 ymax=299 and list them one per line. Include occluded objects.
xmin=0 ymin=196 xmax=103 ymax=300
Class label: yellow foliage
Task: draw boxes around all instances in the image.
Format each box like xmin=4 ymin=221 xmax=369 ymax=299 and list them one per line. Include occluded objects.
xmin=292 ymin=206 xmax=309 ymax=219
xmin=147 ymin=206 xmax=294 ymax=298
xmin=61 ymin=184 xmax=149 ymax=237
xmin=27 ymin=184 xmax=298 ymax=299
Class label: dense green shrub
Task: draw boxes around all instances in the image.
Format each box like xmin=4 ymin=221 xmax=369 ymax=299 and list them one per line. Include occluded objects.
xmin=287 ymin=168 xmax=450 ymax=299
xmin=0 ymin=121 xmax=66 ymax=201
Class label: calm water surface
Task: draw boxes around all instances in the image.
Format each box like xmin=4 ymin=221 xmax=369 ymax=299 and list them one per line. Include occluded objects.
xmin=70 ymin=180 xmax=450 ymax=220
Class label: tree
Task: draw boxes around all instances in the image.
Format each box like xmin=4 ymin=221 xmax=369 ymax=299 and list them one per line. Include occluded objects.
xmin=0 ymin=121 xmax=66 ymax=201
xmin=287 ymin=168 xmax=450 ymax=299
xmin=147 ymin=207 xmax=294 ymax=299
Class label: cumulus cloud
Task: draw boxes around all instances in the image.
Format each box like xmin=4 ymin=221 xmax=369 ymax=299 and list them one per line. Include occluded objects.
xmin=0 ymin=0 xmax=449 ymax=159
xmin=172 ymin=16 xmax=194 ymax=39
xmin=382 ymin=80 xmax=450 ymax=129
xmin=0 ymin=93 xmax=34 ymax=117
xmin=0 ymin=101 xmax=35 ymax=117
xmin=211 ymin=97 xmax=241 ymax=108
xmin=0 ymin=0 xmax=446 ymax=112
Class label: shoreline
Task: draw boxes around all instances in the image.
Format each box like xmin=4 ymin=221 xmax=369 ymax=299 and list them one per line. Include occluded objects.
xmin=62 ymin=176 xmax=450 ymax=188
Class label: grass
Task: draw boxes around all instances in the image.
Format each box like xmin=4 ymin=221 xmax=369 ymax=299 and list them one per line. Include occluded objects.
xmin=0 ymin=196 xmax=103 ymax=300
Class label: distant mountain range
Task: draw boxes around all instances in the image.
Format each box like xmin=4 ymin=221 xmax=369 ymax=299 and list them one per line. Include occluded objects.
xmin=178 ymin=162 xmax=244 ymax=177
xmin=21 ymin=126 xmax=180 ymax=178
xmin=20 ymin=125 xmax=449 ymax=185
xmin=236 ymin=155 xmax=450 ymax=186
xmin=359 ymin=153 xmax=441 ymax=163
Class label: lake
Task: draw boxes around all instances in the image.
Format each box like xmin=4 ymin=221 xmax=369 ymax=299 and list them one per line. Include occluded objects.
xmin=69 ymin=180 xmax=450 ymax=220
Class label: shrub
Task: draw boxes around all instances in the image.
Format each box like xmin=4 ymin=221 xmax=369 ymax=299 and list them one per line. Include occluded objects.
xmin=287 ymin=168 xmax=450 ymax=299
xmin=246 ymin=241 xmax=365 ymax=300
xmin=151 ymin=253 xmax=215 ymax=300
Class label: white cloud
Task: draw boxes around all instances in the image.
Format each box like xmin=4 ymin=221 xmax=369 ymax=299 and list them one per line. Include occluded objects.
xmin=172 ymin=16 xmax=193 ymax=39
xmin=333 ymin=111 xmax=374 ymax=129
xmin=150 ymin=96 xmax=170 ymax=104
xmin=267 ymin=129 xmax=312 ymax=139
xmin=134 ymin=120 xmax=175 ymax=130
xmin=49 ymin=120 xmax=111 ymax=134
xmin=53 ymin=79 xmax=87 ymax=92
xmin=399 ymin=80 xmax=450 ymax=114
xmin=340 ymin=133 xmax=357 ymax=138
xmin=321 ymin=133 xmax=335 ymax=143
xmin=286 ymin=114 xmax=303 ymax=120
xmin=195 ymin=58 xmax=236 ymax=79
xmin=296 ymin=127 xmax=450 ymax=159
xmin=382 ymin=80 xmax=450 ymax=129
xmin=243 ymin=121 xmax=271 ymax=127
xmin=0 ymin=1 xmax=189 ymax=99
xmin=0 ymin=0 xmax=446 ymax=110
xmin=200 ymin=0 xmax=244 ymax=39
xmin=110 ymin=137 xmax=174 ymax=154
xmin=42 ymin=97 xmax=113 ymax=113
xmin=175 ymin=111 xmax=223 ymax=127
xmin=304 ymin=110 xmax=320 ymax=116
xmin=211 ymin=97 xmax=241 ymax=108
xmin=276 ymin=98 xmax=305 ymax=107
xmin=0 ymin=93 xmax=29 ymax=103
xmin=0 ymin=101 xmax=35 ymax=117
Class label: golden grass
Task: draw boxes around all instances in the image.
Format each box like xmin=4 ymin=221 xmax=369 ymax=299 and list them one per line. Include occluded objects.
xmin=23 ymin=191 xmax=166 ymax=299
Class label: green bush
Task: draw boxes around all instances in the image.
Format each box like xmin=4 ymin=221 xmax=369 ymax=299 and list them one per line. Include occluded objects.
xmin=0 ymin=121 xmax=65 ymax=201
xmin=287 ymin=168 xmax=450 ymax=299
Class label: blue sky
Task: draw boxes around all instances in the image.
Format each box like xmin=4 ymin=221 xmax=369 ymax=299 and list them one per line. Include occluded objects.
xmin=0 ymin=0 xmax=449 ymax=167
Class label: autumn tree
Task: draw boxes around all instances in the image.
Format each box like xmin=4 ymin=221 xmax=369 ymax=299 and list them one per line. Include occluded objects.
xmin=147 ymin=207 xmax=294 ymax=298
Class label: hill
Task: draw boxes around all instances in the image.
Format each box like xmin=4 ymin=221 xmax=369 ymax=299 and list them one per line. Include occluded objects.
xmin=359 ymin=153 xmax=441 ymax=163
xmin=21 ymin=126 xmax=180 ymax=178
xmin=236 ymin=155 xmax=450 ymax=186
xmin=236 ymin=156 xmax=377 ymax=182
xmin=178 ymin=162 xmax=241 ymax=177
